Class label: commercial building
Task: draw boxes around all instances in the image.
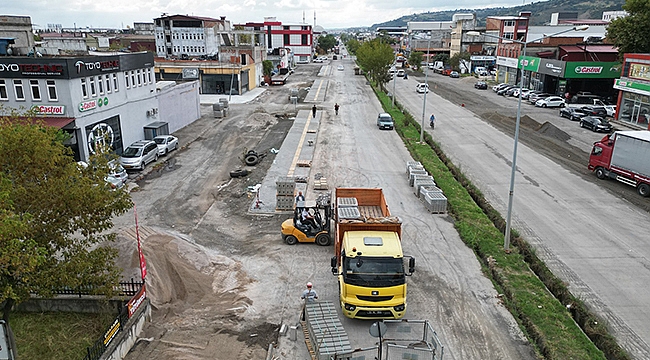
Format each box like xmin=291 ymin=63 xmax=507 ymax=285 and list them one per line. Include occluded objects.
xmin=613 ymin=53 xmax=650 ymax=129
xmin=0 ymin=52 xmax=199 ymax=162
xmin=242 ymin=17 xmax=313 ymax=64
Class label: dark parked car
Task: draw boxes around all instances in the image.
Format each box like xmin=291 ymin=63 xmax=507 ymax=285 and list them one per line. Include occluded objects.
xmin=580 ymin=116 xmax=613 ymax=132
xmin=474 ymin=81 xmax=488 ymax=89
xmin=560 ymin=107 xmax=588 ymax=121
xmin=580 ymin=105 xmax=608 ymax=117
xmin=497 ymin=85 xmax=516 ymax=96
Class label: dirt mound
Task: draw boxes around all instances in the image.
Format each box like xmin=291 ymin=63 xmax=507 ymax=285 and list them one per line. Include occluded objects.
xmin=537 ymin=121 xmax=571 ymax=142
xmin=246 ymin=111 xmax=279 ymax=131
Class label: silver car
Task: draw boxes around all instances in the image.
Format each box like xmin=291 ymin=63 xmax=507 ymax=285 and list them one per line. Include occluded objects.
xmin=153 ymin=135 xmax=179 ymax=156
xmin=119 ymin=140 xmax=159 ymax=170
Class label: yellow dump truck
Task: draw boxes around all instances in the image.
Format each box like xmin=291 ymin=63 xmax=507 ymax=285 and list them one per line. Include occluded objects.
xmin=330 ymin=188 xmax=415 ymax=319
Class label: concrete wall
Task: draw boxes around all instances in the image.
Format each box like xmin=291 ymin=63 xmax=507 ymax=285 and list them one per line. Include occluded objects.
xmin=157 ymin=80 xmax=201 ymax=133
xmin=103 ymin=299 xmax=151 ymax=360
xmin=16 ymin=297 xmax=124 ymax=314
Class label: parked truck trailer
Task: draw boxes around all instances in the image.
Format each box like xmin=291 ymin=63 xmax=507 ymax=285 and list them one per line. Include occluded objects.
xmin=330 ymin=188 xmax=415 ymax=319
xmin=588 ymin=130 xmax=650 ymax=196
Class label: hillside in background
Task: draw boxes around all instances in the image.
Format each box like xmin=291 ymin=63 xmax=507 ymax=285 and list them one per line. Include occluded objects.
xmin=371 ymin=0 xmax=625 ymax=29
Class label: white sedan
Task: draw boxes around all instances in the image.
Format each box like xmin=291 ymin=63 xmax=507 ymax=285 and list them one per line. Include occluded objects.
xmin=153 ymin=135 xmax=179 ymax=156
xmin=337 ymin=65 xmax=344 ymax=71
xmin=535 ymin=96 xmax=566 ymax=108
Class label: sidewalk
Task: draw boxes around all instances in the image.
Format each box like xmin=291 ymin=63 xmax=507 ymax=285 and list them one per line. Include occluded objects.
xmin=199 ymin=87 xmax=266 ymax=105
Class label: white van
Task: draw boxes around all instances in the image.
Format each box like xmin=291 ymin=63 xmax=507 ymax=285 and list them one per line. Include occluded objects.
xmin=474 ymin=67 xmax=488 ymax=76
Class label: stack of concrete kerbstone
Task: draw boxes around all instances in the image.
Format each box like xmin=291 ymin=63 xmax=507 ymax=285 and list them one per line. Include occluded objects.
xmin=219 ymin=98 xmax=229 ymax=117
xmin=275 ymin=177 xmax=296 ymax=210
xmin=405 ymin=161 xmax=448 ymax=214
xmin=305 ymin=301 xmax=351 ymax=360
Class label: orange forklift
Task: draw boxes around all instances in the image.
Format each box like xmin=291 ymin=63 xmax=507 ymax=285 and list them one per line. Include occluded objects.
xmin=281 ymin=193 xmax=332 ymax=246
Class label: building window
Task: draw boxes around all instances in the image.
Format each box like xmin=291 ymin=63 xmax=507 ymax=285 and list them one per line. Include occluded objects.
xmin=147 ymin=68 xmax=152 ymax=83
xmin=112 ymin=73 xmax=119 ymax=92
xmin=125 ymin=72 xmax=130 ymax=88
xmin=30 ymin=80 xmax=41 ymax=101
xmin=81 ymin=78 xmax=88 ymax=98
xmin=90 ymin=77 xmax=96 ymax=97
xmin=504 ymin=20 xmax=515 ymax=27
xmin=503 ymin=32 xmax=514 ymax=40
xmin=98 ymin=75 xmax=104 ymax=94
xmin=45 ymin=80 xmax=57 ymax=101
xmin=302 ymin=34 xmax=308 ymax=45
xmin=13 ymin=80 xmax=25 ymax=100
xmin=0 ymin=80 xmax=7 ymax=100
xmin=137 ymin=69 xmax=142 ymax=86
xmin=105 ymin=74 xmax=111 ymax=93
xmin=130 ymin=71 xmax=136 ymax=88
xmin=284 ymin=34 xmax=290 ymax=45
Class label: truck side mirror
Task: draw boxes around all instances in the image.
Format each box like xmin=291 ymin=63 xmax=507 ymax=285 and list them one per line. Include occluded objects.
xmin=408 ymin=257 xmax=416 ymax=275
xmin=331 ymin=256 xmax=338 ymax=275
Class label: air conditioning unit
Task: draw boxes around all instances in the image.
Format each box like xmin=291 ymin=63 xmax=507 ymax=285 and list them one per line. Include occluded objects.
xmin=146 ymin=109 xmax=154 ymax=116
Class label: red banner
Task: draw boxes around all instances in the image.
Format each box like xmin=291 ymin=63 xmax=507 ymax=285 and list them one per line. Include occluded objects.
xmin=133 ymin=204 xmax=147 ymax=280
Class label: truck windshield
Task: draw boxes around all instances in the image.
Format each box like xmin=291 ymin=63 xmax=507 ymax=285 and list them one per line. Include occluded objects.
xmin=342 ymin=256 xmax=405 ymax=287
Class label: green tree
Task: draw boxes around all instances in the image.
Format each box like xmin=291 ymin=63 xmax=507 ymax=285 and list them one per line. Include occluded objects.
xmin=346 ymin=38 xmax=361 ymax=55
xmin=262 ymin=60 xmax=274 ymax=77
xmin=606 ymin=0 xmax=650 ymax=57
xmin=409 ymin=52 xmax=424 ymax=70
xmin=449 ymin=51 xmax=471 ymax=71
xmin=0 ymin=109 xmax=132 ymax=344
xmin=317 ymin=34 xmax=337 ymax=53
xmin=433 ymin=53 xmax=450 ymax=65
xmin=356 ymin=38 xmax=394 ymax=89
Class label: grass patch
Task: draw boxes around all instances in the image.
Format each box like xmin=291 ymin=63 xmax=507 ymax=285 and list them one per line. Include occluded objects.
xmin=12 ymin=311 xmax=115 ymax=359
xmin=372 ymin=82 xmax=628 ymax=359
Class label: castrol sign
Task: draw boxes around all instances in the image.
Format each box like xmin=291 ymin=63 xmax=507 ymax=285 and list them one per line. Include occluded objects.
xmin=31 ymin=105 xmax=66 ymax=115
xmin=575 ymin=66 xmax=603 ymax=74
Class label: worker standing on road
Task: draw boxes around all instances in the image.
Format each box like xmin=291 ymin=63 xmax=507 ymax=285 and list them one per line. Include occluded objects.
xmin=334 ymin=103 xmax=340 ymax=115
xmin=430 ymin=113 xmax=436 ymax=129
xmin=301 ymin=282 xmax=319 ymax=303
xmin=312 ymin=105 xmax=317 ymax=118
xmin=300 ymin=282 xmax=319 ymax=320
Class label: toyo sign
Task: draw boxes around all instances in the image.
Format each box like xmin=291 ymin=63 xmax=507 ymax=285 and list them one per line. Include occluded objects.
xmin=564 ymin=62 xmax=621 ymax=79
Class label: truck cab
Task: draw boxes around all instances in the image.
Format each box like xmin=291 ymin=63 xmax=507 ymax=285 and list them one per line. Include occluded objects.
xmin=332 ymin=231 xmax=414 ymax=319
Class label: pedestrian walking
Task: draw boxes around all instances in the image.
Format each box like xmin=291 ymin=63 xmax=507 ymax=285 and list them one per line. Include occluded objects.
xmin=295 ymin=191 xmax=305 ymax=211
xmin=334 ymin=103 xmax=340 ymax=115
xmin=312 ymin=105 xmax=317 ymax=118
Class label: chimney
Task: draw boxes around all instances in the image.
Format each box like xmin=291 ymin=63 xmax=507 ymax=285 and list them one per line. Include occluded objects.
xmin=519 ymin=11 xmax=532 ymax=18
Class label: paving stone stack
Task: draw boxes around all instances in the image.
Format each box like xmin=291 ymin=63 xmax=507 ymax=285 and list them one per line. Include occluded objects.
xmin=405 ymin=161 xmax=448 ymax=214
xmin=305 ymin=301 xmax=351 ymax=360
xmin=276 ymin=176 xmax=296 ymax=210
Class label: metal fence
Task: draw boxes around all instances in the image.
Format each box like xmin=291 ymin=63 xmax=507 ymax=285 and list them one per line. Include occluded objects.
xmin=383 ymin=319 xmax=445 ymax=360
xmin=333 ymin=345 xmax=379 ymax=360
xmin=82 ymin=282 xmax=146 ymax=360
xmin=53 ymin=278 xmax=144 ymax=298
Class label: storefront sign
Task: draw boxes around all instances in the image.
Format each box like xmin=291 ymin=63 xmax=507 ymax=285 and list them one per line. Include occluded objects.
xmin=471 ymin=56 xmax=496 ymax=62
xmin=564 ymin=62 xmax=622 ymax=79
xmin=628 ymin=63 xmax=650 ymax=81
xmin=0 ymin=62 xmax=65 ymax=77
xmin=74 ymin=59 xmax=120 ymax=74
xmin=31 ymin=105 xmax=66 ymax=115
xmin=79 ymin=99 xmax=97 ymax=112
xmin=182 ymin=67 xmax=199 ymax=79
xmin=519 ymin=56 xmax=540 ymax=72
xmin=539 ymin=59 xmax=565 ymax=76
xmin=496 ymin=56 xmax=518 ymax=68
xmin=614 ymin=79 xmax=650 ymax=96
xmin=103 ymin=318 xmax=121 ymax=346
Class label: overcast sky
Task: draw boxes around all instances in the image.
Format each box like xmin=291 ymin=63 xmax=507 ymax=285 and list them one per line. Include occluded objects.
xmin=8 ymin=0 xmax=531 ymax=30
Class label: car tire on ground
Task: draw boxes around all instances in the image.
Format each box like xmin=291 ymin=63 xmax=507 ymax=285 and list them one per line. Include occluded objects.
xmin=316 ymin=233 xmax=331 ymax=246
xmin=229 ymin=169 xmax=249 ymax=178
xmin=285 ymin=235 xmax=298 ymax=245
xmin=245 ymin=154 xmax=259 ymax=166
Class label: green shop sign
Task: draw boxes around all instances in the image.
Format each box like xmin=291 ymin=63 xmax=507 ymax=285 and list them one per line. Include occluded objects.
xmin=518 ymin=56 xmax=540 ymax=72
xmin=614 ymin=79 xmax=650 ymax=95
xmin=564 ymin=62 xmax=621 ymax=79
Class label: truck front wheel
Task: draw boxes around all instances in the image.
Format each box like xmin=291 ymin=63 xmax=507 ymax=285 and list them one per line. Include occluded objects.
xmin=595 ymin=168 xmax=607 ymax=179
xmin=637 ymin=183 xmax=650 ymax=197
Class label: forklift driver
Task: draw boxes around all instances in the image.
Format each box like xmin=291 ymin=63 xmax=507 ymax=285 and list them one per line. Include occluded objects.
xmin=301 ymin=208 xmax=318 ymax=231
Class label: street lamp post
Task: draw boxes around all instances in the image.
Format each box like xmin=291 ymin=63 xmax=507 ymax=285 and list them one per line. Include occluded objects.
xmin=420 ymin=32 xmax=431 ymax=143
xmin=467 ymin=25 xmax=589 ymax=250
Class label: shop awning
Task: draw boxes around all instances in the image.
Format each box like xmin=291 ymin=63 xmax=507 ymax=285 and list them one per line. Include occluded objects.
xmin=11 ymin=116 xmax=76 ymax=129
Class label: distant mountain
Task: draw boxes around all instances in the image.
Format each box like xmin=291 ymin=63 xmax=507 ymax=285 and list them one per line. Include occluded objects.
xmin=371 ymin=0 xmax=625 ymax=28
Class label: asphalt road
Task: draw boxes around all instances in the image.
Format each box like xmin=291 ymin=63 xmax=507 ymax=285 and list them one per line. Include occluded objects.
xmin=392 ymin=69 xmax=650 ymax=359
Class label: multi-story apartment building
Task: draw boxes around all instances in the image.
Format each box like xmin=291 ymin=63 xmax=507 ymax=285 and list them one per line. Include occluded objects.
xmin=0 ymin=52 xmax=200 ymax=162
xmin=243 ymin=17 xmax=313 ymax=64
xmin=154 ymin=14 xmax=231 ymax=58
